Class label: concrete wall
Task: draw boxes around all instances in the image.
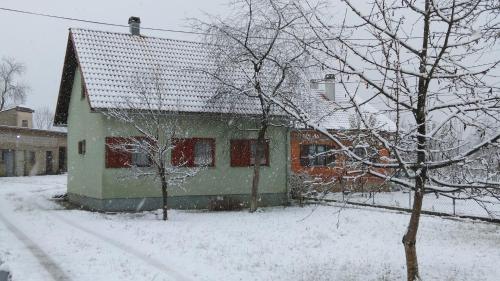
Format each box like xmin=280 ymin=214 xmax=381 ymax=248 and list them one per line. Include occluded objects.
xmin=0 ymin=110 xmax=17 ymax=127
xmin=0 ymin=143 xmax=66 ymax=177
xmin=16 ymin=111 xmax=33 ymax=128
xmin=67 ymin=67 xmax=104 ymax=199
xmin=0 ymin=109 xmax=33 ymax=128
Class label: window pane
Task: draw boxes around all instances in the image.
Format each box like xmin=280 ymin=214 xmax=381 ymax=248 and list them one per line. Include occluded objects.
xmin=353 ymin=147 xmax=367 ymax=158
xmin=317 ymin=145 xmax=326 ymax=166
xmin=131 ymin=140 xmax=151 ymax=167
xmin=194 ymin=139 xmax=212 ymax=166
xmin=250 ymin=141 xmax=266 ymax=165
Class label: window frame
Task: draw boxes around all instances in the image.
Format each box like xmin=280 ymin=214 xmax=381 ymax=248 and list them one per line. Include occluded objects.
xmin=171 ymin=138 xmax=215 ymax=168
xmin=78 ymin=140 xmax=86 ymax=155
xmin=131 ymin=138 xmax=153 ymax=167
xmin=230 ymin=139 xmax=270 ymax=167
xmin=105 ymin=136 xmax=154 ymax=169
xmin=21 ymin=120 xmax=28 ymax=127
xmin=300 ymin=144 xmax=336 ymax=167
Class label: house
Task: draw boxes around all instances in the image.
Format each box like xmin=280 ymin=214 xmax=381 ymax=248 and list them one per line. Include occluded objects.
xmin=290 ymin=76 xmax=396 ymax=192
xmin=53 ymin=20 xmax=289 ymax=211
xmin=0 ymin=106 xmax=67 ymax=177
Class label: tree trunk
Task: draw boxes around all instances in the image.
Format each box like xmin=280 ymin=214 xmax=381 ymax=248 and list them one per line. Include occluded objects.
xmin=403 ymin=180 xmax=424 ymax=281
xmin=250 ymin=124 xmax=267 ymax=212
xmin=403 ymin=1 xmax=430 ymax=278
xmin=160 ymin=177 xmax=168 ymax=221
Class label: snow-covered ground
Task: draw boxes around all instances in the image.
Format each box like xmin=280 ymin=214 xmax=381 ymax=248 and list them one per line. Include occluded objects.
xmin=327 ymin=191 xmax=500 ymax=219
xmin=0 ymin=175 xmax=499 ymax=281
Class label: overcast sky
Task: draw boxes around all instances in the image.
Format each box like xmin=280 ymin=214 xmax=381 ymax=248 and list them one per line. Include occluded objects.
xmin=0 ymin=0 xmax=228 ymax=111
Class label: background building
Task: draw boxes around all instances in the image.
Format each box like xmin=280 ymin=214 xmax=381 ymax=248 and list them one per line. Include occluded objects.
xmin=0 ymin=106 xmax=67 ymax=177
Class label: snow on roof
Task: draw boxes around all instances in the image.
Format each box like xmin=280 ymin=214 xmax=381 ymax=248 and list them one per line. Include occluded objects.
xmin=66 ymin=28 xmax=264 ymax=116
xmin=55 ymin=28 xmax=394 ymax=131
xmin=304 ymin=90 xmax=396 ymax=131
xmin=0 ymin=105 xmax=34 ymax=113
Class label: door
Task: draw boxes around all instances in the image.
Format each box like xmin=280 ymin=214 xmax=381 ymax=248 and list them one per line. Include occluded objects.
xmin=3 ymin=150 xmax=15 ymax=177
xmin=45 ymin=151 xmax=53 ymax=174
xmin=58 ymin=147 xmax=66 ymax=173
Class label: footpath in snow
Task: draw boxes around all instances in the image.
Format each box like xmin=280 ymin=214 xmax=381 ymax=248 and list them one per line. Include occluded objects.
xmin=0 ymin=175 xmax=499 ymax=281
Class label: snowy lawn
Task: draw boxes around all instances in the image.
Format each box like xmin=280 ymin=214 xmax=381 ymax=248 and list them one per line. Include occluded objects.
xmin=327 ymin=191 xmax=500 ymax=219
xmin=0 ymin=175 xmax=499 ymax=281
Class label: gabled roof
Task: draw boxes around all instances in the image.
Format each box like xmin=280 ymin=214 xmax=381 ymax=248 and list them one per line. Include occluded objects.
xmin=54 ymin=28 xmax=395 ymax=131
xmin=54 ymin=28 xmax=265 ymax=125
xmin=303 ymin=91 xmax=396 ymax=131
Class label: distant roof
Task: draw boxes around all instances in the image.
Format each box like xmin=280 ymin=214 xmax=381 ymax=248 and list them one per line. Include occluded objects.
xmin=0 ymin=125 xmax=67 ymax=136
xmin=301 ymin=91 xmax=396 ymax=131
xmin=0 ymin=105 xmax=34 ymax=113
xmin=54 ymin=28 xmax=267 ymax=125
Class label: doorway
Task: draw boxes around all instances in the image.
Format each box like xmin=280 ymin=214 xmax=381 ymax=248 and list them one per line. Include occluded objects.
xmin=58 ymin=147 xmax=66 ymax=173
xmin=2 ymin=150 xmax=15 ymax=177
xmin=45 ymin=151 xmax=53 ymax=174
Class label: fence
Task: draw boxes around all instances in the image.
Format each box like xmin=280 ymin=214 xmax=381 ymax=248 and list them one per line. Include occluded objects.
xmin=322 ymin=190 xmax=500 ymax=221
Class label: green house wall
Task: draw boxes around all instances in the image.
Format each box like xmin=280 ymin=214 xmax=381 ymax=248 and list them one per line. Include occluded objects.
xmin=66 ymin=68 xmax=290 ymax=211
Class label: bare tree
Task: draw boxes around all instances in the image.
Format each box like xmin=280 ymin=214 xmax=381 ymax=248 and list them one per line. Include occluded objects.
xmin=105 ymin=71 xmax=201 ymax=221
xmin=0 ymin=57 xmax=29 ymax=111
xmin=260 ymin=1 xmax=500 ymax=280
xmin=33 ymin=106 xmax=54 ymax=130
xmin=195 ymin=0 xmax=311 ymax=212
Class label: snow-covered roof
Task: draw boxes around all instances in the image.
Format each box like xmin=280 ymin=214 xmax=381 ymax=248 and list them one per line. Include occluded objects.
xmin=303 ymin=90 xmax=396 ymax=131
xmin=0 ymin=105 xmax=34 ymax=113
xmin=55 ymin=28 xmax=267 ymax=125
xmin=54 ymin=28 xmax=394 ymax=131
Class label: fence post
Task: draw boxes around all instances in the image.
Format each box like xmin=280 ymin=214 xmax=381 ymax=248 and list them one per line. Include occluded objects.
xmin=372 ymin=191 xmax=375 ymax=205
xmin=453 ymin=198 xmax=456 ymax=216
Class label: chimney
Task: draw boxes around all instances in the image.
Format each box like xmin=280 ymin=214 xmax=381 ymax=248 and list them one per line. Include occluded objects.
xmin=128 ymin=16 xmax=141 ymax=36
xmin=324 ymin=74 xmax=335 ymax=101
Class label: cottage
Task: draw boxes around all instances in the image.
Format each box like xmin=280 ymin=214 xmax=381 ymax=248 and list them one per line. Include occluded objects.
xmin=54 ymin=24 xmax=289 ymax=211
xmin=0 ymin=106 xmax=67 ymax=177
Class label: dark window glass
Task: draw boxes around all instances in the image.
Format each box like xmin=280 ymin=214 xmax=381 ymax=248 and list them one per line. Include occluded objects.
xmin=300 ymin=144 xmax=335 ymax=167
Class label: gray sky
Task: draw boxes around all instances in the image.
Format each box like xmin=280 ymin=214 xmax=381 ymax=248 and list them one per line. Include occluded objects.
xmin=0 ymin=0 xmax=227 ymax=111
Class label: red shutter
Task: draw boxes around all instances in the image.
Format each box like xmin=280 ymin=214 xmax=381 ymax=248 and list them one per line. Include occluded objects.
xmin=105 ymin=137 xmax=132 ymax=168
xmin=230 ymin=139 xmax=251 ymax=167
xmin=171 ymin=138 xmax=195 ymax=167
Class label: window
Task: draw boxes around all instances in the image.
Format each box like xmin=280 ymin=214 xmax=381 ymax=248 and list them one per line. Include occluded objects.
xmin=172 ymin=138 xmax=215 ymax=167
xmin=131 ymin=139 xmax=151 ymax=167
xmin=351 ymin=146 xmax=379 ymax=162
xmin=300 ymin=144 xmax=335 ymax=167
xmin=21 ymin=120 xmax=28 ymax=127
xmin=81 ymin=77 xmax=86 ymax=100
xmin=230 ymin=139 xmax=269 ymax=167
xmin=194 ymin=139 xmax=214 ymax=166
xmin=28 ymin=151 xmax=36 ymax=165
xmin=250 ymin=141 xmax=268 ymax=165
xmin=0 ymin=149 xmax=7 ymax=162
xmin=310 ymin=80 xmax=319 ymax=90
xmin=105 ymin=137 xmax=153 ymax=168
xmin=78 ymin=140 xmax=86 ymax=155
xmin=353 ymin=146 xmax=367 ymax=158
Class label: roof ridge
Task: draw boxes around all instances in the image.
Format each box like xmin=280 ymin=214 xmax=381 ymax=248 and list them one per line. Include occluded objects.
xmin=69 ymin=27 xmax=206 ymax=46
